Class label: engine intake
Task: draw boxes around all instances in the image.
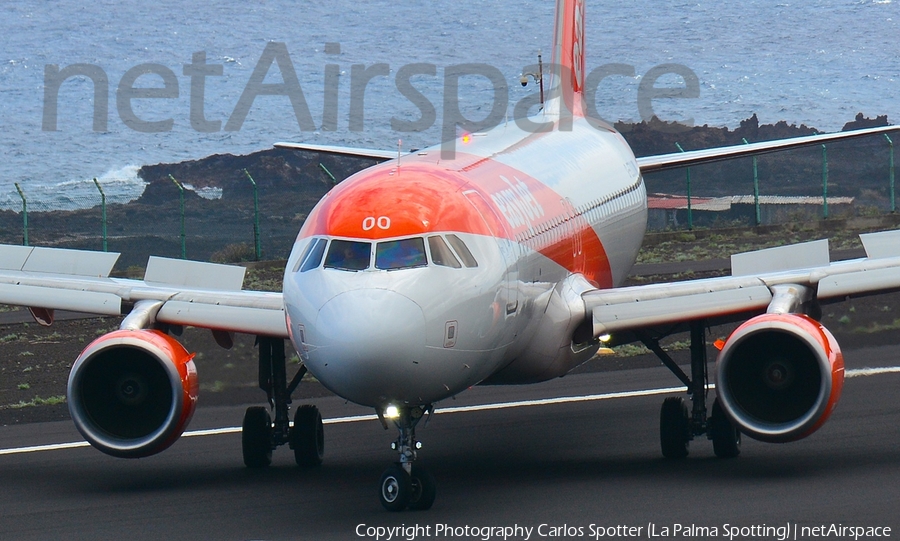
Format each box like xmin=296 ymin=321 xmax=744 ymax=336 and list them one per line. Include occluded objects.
xmin=67 ymin=329 xmax=199 ymax=458
xmin=715 ymin=313 xmax=843 ymax=443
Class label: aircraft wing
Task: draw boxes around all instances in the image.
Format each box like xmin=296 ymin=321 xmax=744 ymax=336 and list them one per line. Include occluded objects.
xmin=583 ymin=230 xmax=900 ymax=339
xmin=274 ymin=141 xmax=397 ymax=161
xmin=636 ymin=124 xmax=899 ymax=174
xmin=0 ymin=244 xmax=287 ymax=337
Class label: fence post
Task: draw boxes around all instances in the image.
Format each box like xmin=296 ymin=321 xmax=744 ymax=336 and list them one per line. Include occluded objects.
xmin=886 ymin=134 xmax=895 ymax=213
xmin=92 ymin=178 xmax=108 ymax=251
xmin=743 ymin=138 xmax=760 ymax=225
xmin=14 ymin=183 xmax=28 ymax=246
xmin=674 ymin=142 xmax=692 ymax=230
xmin=243 ymin=169 xmax=261 ymax=260
xmin=821 ymin=144 xmax=828 ymax=219
xmin=169 ymin=174 xmax=186 ymax=259
xmin=319 ymin=163 xmax=337 ymax=184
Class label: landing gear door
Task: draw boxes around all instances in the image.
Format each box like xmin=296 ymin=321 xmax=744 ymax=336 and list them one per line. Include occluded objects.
xmin=462 ymin=190 xmax=518 ymax=315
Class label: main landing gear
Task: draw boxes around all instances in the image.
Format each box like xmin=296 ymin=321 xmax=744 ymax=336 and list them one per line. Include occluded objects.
xmin=377 ymin=405 xmax=436 ymax=512
xmin=241 ymin=337 xmax=324 ymax=469
xmin=640 ymin=320 xmax=741 ymax=459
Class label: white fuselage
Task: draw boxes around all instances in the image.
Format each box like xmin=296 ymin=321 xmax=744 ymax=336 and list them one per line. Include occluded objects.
xmin=282 ymin=113 xmax=647 ymax=409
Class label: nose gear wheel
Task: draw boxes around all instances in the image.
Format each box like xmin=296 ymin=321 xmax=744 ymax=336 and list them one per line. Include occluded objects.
xmin=378 ymin=405 xmax=436 ymax=511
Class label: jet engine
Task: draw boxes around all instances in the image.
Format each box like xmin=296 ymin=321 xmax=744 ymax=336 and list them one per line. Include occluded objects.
xmin=67 ymin=329 xmax=199 ymax=458
xmin=714 ymin=313 xmax=844 ymax=443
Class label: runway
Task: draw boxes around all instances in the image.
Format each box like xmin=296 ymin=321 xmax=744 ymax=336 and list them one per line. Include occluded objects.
xmin=1 ymin=345 xmax=899 ymax=540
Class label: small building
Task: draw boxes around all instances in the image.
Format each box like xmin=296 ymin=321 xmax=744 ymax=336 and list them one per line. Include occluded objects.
xmin=647 ymin=193 xmax=854 ymax=230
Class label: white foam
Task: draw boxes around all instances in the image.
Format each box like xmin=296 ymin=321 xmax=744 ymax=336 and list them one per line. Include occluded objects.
xmin=0 ymin=165 xmax=147 ymax=212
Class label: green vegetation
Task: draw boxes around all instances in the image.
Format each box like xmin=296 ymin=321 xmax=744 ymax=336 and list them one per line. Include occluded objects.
xmin=635 ymin=220 xmax=877 ymax=266
xmin=244 ymin=266 xmax=283 ymax=292
xmin=200 ymin=380 xmax=226 ymax=393
xmin=613 ymin=339 xmax=692 ymax=358
xmin=853 ymin=319 xmax=900 ymax=334
xmin=6 ymin=395 xmax=66 ymax=409
xmin=211 ymin=243 xmax=257 ymax=264
xmin=0 ymin=333 xmax=23 ymax=343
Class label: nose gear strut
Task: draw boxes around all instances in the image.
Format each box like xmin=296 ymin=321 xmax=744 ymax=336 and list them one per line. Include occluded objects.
xmin=377 ymin=405 xmax=436 ymax=511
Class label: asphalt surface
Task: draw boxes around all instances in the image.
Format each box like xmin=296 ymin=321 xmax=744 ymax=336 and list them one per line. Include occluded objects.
xmin=1 ymin=343 xmax=899 ymax=540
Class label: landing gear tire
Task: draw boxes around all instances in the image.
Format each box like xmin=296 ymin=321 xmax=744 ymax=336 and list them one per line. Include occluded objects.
xmin=242 ymin=406 xmax=273 ymax=468
xmin=379 ymin=464 xmax=412 ymax=512
xmin=710 ymin=397 xmax=741 ymax=458
xmin=291 ymin=404 xmax=324 ymax=467
xmin=660 ymin=396 xmax=690 ymax=459
xmin=407 ymin=465 xmax=436 ymax=511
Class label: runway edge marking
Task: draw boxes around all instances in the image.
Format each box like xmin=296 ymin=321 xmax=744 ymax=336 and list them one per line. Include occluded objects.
xmin=1 ymin=366 xmax=897 ymax=456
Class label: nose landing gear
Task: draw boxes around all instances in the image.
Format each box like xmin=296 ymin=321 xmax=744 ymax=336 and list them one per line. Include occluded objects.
xmin=377 ymin=405 xmax=436 ymax=511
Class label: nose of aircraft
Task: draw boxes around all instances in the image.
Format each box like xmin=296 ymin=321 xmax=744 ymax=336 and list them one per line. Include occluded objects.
xmin=310 ymin=288 xmax=427 ymax=406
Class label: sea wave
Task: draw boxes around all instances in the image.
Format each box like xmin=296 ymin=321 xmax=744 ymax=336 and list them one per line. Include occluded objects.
xmin=0 ymin=165 xmax=147 ymax=213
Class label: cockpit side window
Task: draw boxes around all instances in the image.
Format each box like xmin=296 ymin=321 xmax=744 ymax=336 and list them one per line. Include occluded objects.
xmin=375 ymin=238 xmax=427 ymax=270
xmin=428 ymin=236 xmax=461 ymax=268
xmin=446 ymin=234 xmax=478 ymax=267
xmin=297 ymin=237 xmax=327 ymax=272
xmin=324 ymin=240 xmax=372 ymax=271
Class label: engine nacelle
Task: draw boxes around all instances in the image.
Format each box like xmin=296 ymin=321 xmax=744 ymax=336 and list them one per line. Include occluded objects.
xmin=67 ymin=329 xmax=199 ymax=458
xmin=715 ymin=313 xmax=844 ymax=443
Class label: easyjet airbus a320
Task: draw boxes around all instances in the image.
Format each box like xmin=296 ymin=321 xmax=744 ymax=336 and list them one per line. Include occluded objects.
xmin=2 ymin=0 xmax=900 ymax=512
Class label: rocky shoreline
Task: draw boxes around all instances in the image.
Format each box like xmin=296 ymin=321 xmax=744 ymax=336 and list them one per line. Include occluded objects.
xmin=0 ymin=114 xmax=894 ymax=270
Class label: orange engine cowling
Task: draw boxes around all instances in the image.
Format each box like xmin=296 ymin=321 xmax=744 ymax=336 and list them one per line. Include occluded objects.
xmin=715 ymin=313 xmax=844 ymax=443
xmin=67 ymin=329 xmax=199 ymax=458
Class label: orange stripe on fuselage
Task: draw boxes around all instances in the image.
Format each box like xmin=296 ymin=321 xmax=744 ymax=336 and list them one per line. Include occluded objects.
xmin=298 ymin=152 xmax=613 ymax=288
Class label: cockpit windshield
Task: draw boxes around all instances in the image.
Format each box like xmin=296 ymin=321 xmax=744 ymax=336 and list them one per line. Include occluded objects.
xmin=305 ymin=234 xmax=477 ymax=272
xmin=376 ymin=238 xmax=427 ymax=270
xmin=324 ymin=239 xmax=371 ymax=271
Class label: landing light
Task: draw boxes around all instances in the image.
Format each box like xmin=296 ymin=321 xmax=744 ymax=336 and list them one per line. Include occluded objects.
xmin=598 ymin=334 xmax=612 ymax=343
xmin=384 ymin=405 xmax=400 ymax=419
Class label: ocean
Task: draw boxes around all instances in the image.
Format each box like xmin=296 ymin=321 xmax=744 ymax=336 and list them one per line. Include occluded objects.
xmin=1 ymin=0 xmax=898 ymax=210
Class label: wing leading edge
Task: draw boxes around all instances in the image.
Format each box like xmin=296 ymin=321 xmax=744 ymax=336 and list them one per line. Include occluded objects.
xmin=583 ymin=230 xmax=900 ymax=339
xmin=636 ymin=124 xmax=900 ymax=174
xmin=0 ymin=244 xmax=287 ymax=337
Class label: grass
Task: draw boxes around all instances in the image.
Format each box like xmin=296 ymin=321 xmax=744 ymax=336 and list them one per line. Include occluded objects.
xmin=853 ymin=319 xmax=900 ymax=334
xmin=244 ymin=266 xmax=283 ymax=292
xmin=5 ymin=395 xmax=66 ymax=409
xmin=635 ymin=220 xmax=875 ymax=266
xmin=200 ymin=380 xmax=226 ymax=393
xmin=0 ymin=333 xmax=23 ymax=343
xmin=613 ymin=339 xmax=692 ymax=358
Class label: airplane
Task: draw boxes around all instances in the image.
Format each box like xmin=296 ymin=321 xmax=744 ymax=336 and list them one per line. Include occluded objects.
xmin=2 ymin=0 xmax=900 ymax=513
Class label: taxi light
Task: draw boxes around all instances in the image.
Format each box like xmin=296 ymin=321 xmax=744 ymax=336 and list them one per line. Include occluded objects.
xmin=384 ymin=405 xmax=400 ymax=419
xmin=598 ymin=333 xmax=612 ymax=343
